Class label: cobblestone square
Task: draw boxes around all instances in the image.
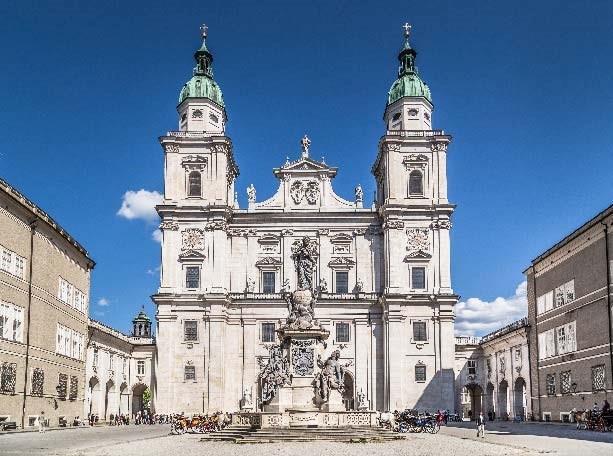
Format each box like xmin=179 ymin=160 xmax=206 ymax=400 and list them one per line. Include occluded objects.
xmin=1 ymin=422 xmax=612 ymax=456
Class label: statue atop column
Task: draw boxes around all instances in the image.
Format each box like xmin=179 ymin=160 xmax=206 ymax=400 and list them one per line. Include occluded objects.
xmin=284 ymin=237 xmax=319 ymax=329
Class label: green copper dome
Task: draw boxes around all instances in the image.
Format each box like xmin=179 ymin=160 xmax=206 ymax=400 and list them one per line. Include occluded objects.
xmin=178 ymin=25 xmax=225 ymax=107
xmin=387 ymin=26 xmax=432 ymax=105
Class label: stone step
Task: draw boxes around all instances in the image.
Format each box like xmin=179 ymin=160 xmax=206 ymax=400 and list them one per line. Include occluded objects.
xmin=200 ymin=425 xmax=404 ymax=443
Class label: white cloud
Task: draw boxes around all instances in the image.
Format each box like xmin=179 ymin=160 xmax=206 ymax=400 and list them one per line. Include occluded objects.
xmin=147 ymin=265 xmax=161 ymax=275
xmin=151 ymin=229 xmax=162 ymax=243
xmin=117 ymin=189 xmax=163 ymax=222
xmin=97 ymin=297 xmax=110 ymax=307
xmin=94 ymin=310 xmax=106 ymax=317
xmin=455 ymin=281 xmax=527 ymax=337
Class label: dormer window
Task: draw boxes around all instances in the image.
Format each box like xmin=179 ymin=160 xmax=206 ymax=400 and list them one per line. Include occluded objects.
xmin=188 ymin=171 xmax=202 ymax=197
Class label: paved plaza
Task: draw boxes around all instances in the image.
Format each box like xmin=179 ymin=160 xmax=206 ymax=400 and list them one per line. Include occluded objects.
xmin=1 ymin=422 xmax=612 ymax=456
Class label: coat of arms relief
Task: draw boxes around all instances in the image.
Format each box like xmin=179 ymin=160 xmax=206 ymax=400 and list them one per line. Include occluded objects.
xmin=181 ymin=228 xmax=205 ymax=251
xmin=290 ymin=180 xmax=320 ymax=204
xmin=406 ymin=228 xmax=431 ymax=259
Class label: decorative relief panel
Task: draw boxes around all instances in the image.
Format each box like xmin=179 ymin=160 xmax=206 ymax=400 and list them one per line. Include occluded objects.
xmin=181 ymin=228 xmax=204 ymax=251
xmin=258 ymin=234 xmax=281 ymax=254
xmin=330 ymin=233 xmax=352 ymax=254
xmin=405 ymin=228 xmax=431 ymax=259
xmin=430 ymin=142 xmax=448 ymax=152
xmin=164 ymin=144 xmax=179 ymax=154
xmin=383 ymin=220 xmax=404 ymax=230
xmin=431 ymin=220 xmax=452 ymax=230
xmin=290 ymin=180 xmax=320 ymax=204
xmin=328 ymin=257 xmax=356 ymax=269
xmin=292 ymin=340 xmax=315 ymax=376
xmin=159 ymin=220 xmax=179 ymax=231
xmin=228 ymin=228 xmax=257 ymax=237
xmin=205 ymin=221 xmax=228 ymax=231
xmin=255 ymin=257 xmax=282 ymax=269
xmin=181 ymin=155 xmax=207 ymax=172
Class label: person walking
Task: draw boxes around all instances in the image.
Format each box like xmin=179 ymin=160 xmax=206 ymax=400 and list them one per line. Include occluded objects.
xmin=38 ymin=411 xmax=46 ymax=433
xmin=476 ymin=412 xmax=485 ymax=438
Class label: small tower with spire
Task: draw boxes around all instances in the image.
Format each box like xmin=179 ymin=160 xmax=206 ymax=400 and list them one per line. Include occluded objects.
xmin=132 ymin=306 xmax=152 ymax=338
xmin=177 ymin=24 xmax=227 ymax=134
xmin=384 ymin=24 xmax=433 ymax=131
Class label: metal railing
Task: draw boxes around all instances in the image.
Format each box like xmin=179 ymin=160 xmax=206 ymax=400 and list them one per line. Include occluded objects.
xmin=480 ymin=317 xmax=529 ymax=343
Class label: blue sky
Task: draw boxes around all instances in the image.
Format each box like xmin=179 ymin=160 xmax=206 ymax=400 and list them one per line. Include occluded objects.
xmin=1 ymin=1 xmax=612 ymax=336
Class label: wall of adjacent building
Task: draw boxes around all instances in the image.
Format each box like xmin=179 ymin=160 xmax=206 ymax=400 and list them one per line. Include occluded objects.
xmin=0 ymin=189 xmax=91 ymax=428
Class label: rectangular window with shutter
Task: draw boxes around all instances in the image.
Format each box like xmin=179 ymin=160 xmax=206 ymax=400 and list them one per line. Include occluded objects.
xmin=184 ymin=320 xmax=198 ymax=341
xmin=31 ymin=368 xmax=44 ymax=396
xmin=261 ymin=322 xmax=276 ymax=343
xmin=411 ymin=267 xmax=426 ymax=289
xmin=185 ymin=266 xmax=200 ymax=289
xmin=336 ymin=322 xmax=350 ymax=343
xmin=415 ymin=364 xmax=426 ymax=382
xmin=262 ymin=271 xmax=276 ymax=293
xmin=546 ymin=373 xmax=555 ymax=395
xmin=335 ymin=271 xmax=348 ymax=293
xmin=560 ymin=371 xmax=571 ymax=394
xmin=413 ymin=321 xmax=427 ymax=342
xmin=69 ymin=376 xmax=78 ymax=401
xmin=57 ymin=373 xmax=68 ymax=400
xmin=184 ymin=365 xmax=196 ymax=381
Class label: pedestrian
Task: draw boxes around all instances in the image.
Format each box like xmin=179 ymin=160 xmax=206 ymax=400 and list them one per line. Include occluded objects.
xmin=602 ymin=400 xmax=610 ymax=414
xmin=476 ymin=412 xmax=485 ymax=438
xmin=38 ymin=411 xmax=45 ymax=433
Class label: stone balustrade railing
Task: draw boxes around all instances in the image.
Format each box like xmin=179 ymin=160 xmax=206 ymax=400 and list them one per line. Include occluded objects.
xmin=455 ymin=336 xmax=482 ymax=346
xmin=385 ymin=129 xmax=446 ymax=137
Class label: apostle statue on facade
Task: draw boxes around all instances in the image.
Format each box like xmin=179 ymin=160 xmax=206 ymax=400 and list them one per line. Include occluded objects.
xmin=247 ymin=184 xmax=256 ymax=203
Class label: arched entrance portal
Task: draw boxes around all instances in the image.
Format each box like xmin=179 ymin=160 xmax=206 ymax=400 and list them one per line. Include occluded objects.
xmin=497 ymin=380 xmax=508 ymax=420
xmin=485 ymin=382 xmax=494 ymax=419
xmin=89 ymin=377 xmax=101 ymax=416
xmin=132 ymin=383 xmax=148 ymax=416
xmin=514 ymin=377 xmax=526 ymax=420
xmin=119 ymin=383 xmax=129 ymax=415
xmin=342 ymin=372 xmax=354 ymax=410
xmin=464 ymin=384 xmax=483 ymax=419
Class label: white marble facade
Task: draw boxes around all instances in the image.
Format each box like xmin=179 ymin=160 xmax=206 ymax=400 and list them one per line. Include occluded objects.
xmin=455 ymin=319 xmax=531 ymax=421
xmin=152 ymin=27 xmax=458 ymax=415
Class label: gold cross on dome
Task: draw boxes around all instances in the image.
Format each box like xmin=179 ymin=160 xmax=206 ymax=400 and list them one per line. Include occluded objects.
xmin=200 ymin=24 xmax=208 ymax=39
xmin=403 ymin=23 xmax=412 ymax=38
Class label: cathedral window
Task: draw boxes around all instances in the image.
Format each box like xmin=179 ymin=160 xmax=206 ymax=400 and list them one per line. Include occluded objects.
xmin=185 ymin=266 xmax=200 ymax=289
xmin=411 ymin=267 xmax=426 ymax=290
xmin=335 ymin=322 xmax=350 ymax=343
xmin=188 ymin=171 xmax=202 ymax=197
xmin=261 ymin=322 xmax=276 ymax=343
xmin=335 ymin=271 xmax=349 ymax=293
xmin=183 ymin=321 xmax=198 ymax=342
xmin=262 ymin=271 xmax=276 ymax=293
xmin=415 ymin=363 xmax=426 ymax=382
xmin=137 ymin=360 xmax=145 ymax=375
xmin=408 ymin=170 xmax=423 ymax=196
xmin=412 ymin=321 xmax=427 ymax=342
xmin=184 ymin=365 xmax=196 ymax=381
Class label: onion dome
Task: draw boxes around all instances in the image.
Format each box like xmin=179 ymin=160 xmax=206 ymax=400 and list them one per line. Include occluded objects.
xmin=178 ymin=24 xmax=225 ymax=107
xmin=387 ymin=24 xmax=432 ymax=105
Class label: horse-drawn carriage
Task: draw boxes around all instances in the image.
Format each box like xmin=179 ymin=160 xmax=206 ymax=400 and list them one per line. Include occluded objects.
xmin=379 ymin=409 xmax=442 ymax=434
xmin=170 ymin=412 xmax=230 ymax=434
xmin=572 ymin=409 xmax=613 ymax=432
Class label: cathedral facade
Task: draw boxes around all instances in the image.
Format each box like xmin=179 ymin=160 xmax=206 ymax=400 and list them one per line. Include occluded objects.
xmin=152 ymin=25 xmax=457 ymax=414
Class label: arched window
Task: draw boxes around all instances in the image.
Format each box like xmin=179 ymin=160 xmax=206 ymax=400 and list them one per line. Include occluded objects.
xmin=409 ymin=170 xmax=423 ymax=196
xmin=188 ymin=171 xmax=201 ymax=197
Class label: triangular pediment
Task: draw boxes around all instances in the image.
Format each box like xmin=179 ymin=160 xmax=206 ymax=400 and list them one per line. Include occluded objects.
xmin=255 ymin=257 xmax=282 ymax=267
xmin=179 ymin=250 xmax=206 ymax=261
xmin=404 ymin=250 xmax=432 ymax=261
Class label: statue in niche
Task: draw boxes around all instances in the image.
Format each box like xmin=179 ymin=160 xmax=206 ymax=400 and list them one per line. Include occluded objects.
xmin=319 ymin=277 xmax=328 ymax=293
xmin=355 ymin=278 xmax=364 ymax=293
xmin=316 ymin=350 xmax=345 ymax=403
xmin=246 ymin=277 xmax=255 ymax=293
xmin=247 ymin=184 xmax=256 ymax=203
xmin=259 ymin=345 xmax=290 ymax=403
xmin=357 ymin=388 xmax=368 ymax=410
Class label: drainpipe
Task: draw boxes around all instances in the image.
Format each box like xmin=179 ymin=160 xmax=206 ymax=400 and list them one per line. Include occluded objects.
xmin=601 ymin=221 xmax=613 ymax=393
xmin=531 ymin=269 xmax=542 ymax=420
xmin=21 ymin=219 xmax=36 ymax=429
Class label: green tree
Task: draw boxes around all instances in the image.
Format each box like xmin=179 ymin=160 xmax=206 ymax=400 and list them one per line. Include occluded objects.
xmin=142 ymin=387 xmax=151 ymax=409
